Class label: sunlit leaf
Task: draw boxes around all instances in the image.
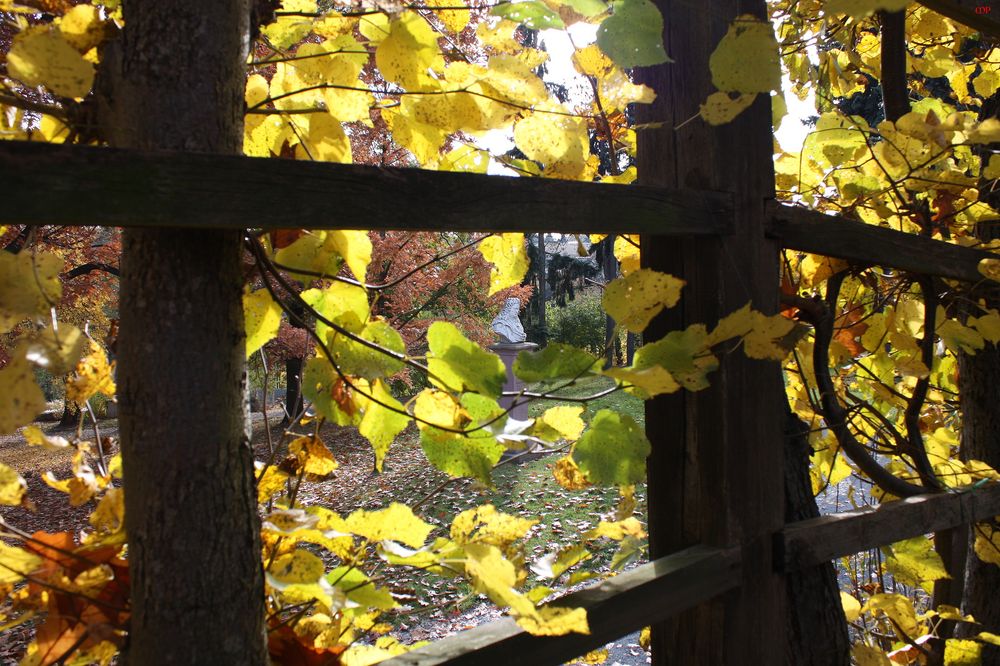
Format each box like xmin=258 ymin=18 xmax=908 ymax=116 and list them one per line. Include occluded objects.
xmin=359 ymin=379 xmax=410 ymax=473
xmin=0 ymin=542 xmax=41 ymax=584
xmin=0 ymin=463 xmax=27 ymax=507
xmin=699 ymin=91 xmax=757 ymax=125
xmin=64 ymin=340 xmax=116 ymax=406
xmin=491 ymin=1 xmax=565 ymax=29
xmin=514 ymin=343 xmax=600 ymax=383
xmin=244 ymin=287 xmax=282 ymax=358
xmin=290 ymin=435 xmax=339 ymax=476
xmin=7 ymin=26 xmax=94 ymax=98
xmin=344 ymin=502 xmax=433 ymax=548
xmin=427 ymin=321 xmax=506 ymax=398
xmin=602 ymin=269 xmax=684 ymax=333
xmin=0 ymin=251 xmax=62 ymax=333
xmin=0 ymin=356 xmax=47 ymax=434
xmin=944 ymin=639 xmax=982 ymax=666
xmin=573 ymin=410 xmax=650 ymax=486
xmin=479 ymin=234 xmax=529 ymax=296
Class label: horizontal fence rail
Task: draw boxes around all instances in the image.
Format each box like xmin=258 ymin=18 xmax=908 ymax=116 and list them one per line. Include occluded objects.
xmin=0 ymin=140 xmax=733 ymax=236
xmin=766 ymin=201 xmax=997 ymax=283
xmin=383 ymin=545 xmax=740 ymax=666
xmin=779 ymin=483 xmax=1000 ymax=571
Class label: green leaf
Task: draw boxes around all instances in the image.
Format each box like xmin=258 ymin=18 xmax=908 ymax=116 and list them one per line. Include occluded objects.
xmin=327 ymin=566 xmax=397 ymax=610
xmin=596 ymin=0 xmax=670 ymax=69
xmin=420 ymin=426 xmax=504 ymax=485
xmin=632 ymin=324 xmax=718 ymax=391
xmin=302 ymin=357 xmax=360 ymax=426
xmin=573 ymin=409 xmax=650 ymax=485
xmin=513 ymin=343 xmax=600 ymax=383
xmin=244 ymin=287 xmax=282 ymax=358
xmin=329 ymin=319 xmax=406 ymax=380
xmin=427 ymin=321 xmax=506 ymax=398
xmin=708 ymin=15 xmax=781 ymax=94
xmin=359 ymin=379 xmax=410 ymax=472
xmin=602 ymin=268 xmax=684 ymax=334
xmin=563 ymin=0 xmax=607 ymax=18
xmin=491 ymin=1 xmax=565 ymax=29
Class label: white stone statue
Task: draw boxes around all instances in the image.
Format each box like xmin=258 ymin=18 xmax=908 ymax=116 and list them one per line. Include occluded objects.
xmin=491 ymin=297 xmax=527 ymax=344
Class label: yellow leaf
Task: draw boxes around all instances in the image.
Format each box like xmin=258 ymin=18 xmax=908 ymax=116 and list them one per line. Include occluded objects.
xmin=706 ymin=302 xmax=754 ymax=346
xmin=552 ymin=456 xmax=591 ymax=490
xmin=262 ymin=0 xmax=317 ymax=49
xmin=945 ymin=639 xmax=982 ymax=665
xmin=0 ymin=356 xmax=46 ymax=434
xmin=984 ymin=155 xmax=1000 ymax=180
xmin=979 ymin=258 xmax=1000 ymax=283
xmin=862 ymin=593 xmax=924 ymax=641
xmin=414 ymin=388 xmax=463 ymax=430
xmin=826 ymin=0 xmax=908 ymax=18
xmin=65 ymin=340 xmax=116 ymax=406
xmin=0 ymin=463 xmax=27 ymax=506
xmin=268 ymin=549 xmax=326 ymax=587
xmin=852 ymin=644 xmax=891 ymax=666
xmin=0 ymin=542 xmax=41 ymax=584
xmin=256 ymin=462 xmax=290 ymax=503
xmin=479 ymin=233 xmax=529 ymax=295
xmin=966 ymin=119 xmax=1000 ymax=144
xmin=513 ymin=113 xmax=590 ymax=180
xmin=709 ymin=15 xmax=780 ymax=93
xmin=516 ymin=603 xmax=590 ymax=636
xmin=384 ymin=105 xmax=449 ymax=165
xmin=22 ymin=425 xmax=70 ymax=451
xmin=602 ymin=268 xmax=685 ymax=334
xmin=973 ymin=523 xmax=1000 ymax=565
xmin=7 ymin=26 xmax=94 ymax=98
xmin=585 ymin=517 xmax=646 ymax=541
xmin=0 ymin=251 xmax=62 ymax=333
xmin=885 ymin=536 xmax=949 ymax=591
xmin=56 ymin=5 xmax=104 ymax=52
xmin=297 ymin=112 xmax=352 ymax=163
xmin=375 ymin=13 xmax=444 ymax=91
xmin=326 ymin=230 xmax=372 ymax=284
xmin=243 ymin=287 xmax=282 ymax=358
xmin=841 ymin=592 xmax=861 ymax=623
xmin=699 ymin=91 xmax=756 ymax=125
xmin=577 ymin=648 xmax=608 ymax=664
xmin=742 ymin=310 xmax=797 ymax=361
xmin=88 ymin=488 xmax=125 ymax=543
xmin=425 ymin=0 xmax=469 ymax=33
xmin=613 ymin=235 xmax=640 ymax=275
xmin=451 ymin=505 xmax=538 ymax=548
xmin=17 ymin=323 xmax=86 ymax=375
xmin=344 ymin=502 xmax=433 ymax=548
xmin=603 ymin=364 xmax=680 ymax=398
xmin=535 ymin=406 xmax=585 ymax=441
xmin=289 ymin=435 xmax=339 ymax=476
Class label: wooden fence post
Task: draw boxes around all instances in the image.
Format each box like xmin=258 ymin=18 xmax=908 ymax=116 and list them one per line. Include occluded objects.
xmin=636 ymin=2 xmax=786 ymax=662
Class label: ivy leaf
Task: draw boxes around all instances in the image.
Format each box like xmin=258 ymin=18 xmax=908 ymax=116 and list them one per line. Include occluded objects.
xmin=572 ymin=410 xmax=650 ymax=486
xmin=709 ymin=15 xmax=781 ymax=94
xmin=602 ymin=269 xmax=684 ymax=334
xmin=514 ymin=343 xmax=600 ymax=383
xmin=0 ymin=462 xmax=27 ymax=506
xmin=427 ymin=321 xmax=506 ymax=398
xmin=0 ymin=356 xmax=47 ymax=434
xmin=491 ymin=1 xmax=565 ymax=29
xmin=479 ymin=234 xmax=529 ymax=295
xmin=244 ymin=287 xmax=282 ymax=358
xmin=344 ymin=502 xmax=433 ymax=548
xmin=358 ymin=380 xmax=410 ymax=473
xmin=7 ymin=26 xmax=94 ymax=98
xmin=596 ymin=0 xmax=669 ymax=69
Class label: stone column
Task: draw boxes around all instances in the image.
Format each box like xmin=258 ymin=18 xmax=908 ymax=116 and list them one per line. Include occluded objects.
xmin=490 ymin=342 xmax=538 ymax=421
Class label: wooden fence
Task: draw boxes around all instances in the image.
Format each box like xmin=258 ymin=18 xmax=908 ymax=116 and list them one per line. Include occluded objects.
xmin=1 ymin=0 xmax=998 ymax=663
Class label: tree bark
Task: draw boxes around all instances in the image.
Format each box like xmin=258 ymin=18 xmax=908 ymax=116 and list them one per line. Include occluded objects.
xmin=784 ymin=412 xmax=850 ymax=665
xmin=956 ymin=299 xmax=1000 ymax=663
xmin=98 ymin=1 xmax=267 ymax=663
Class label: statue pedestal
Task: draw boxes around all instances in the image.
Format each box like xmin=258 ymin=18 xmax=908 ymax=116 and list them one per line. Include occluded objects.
xmin=490 ymin=342 xmax=538 ymax=422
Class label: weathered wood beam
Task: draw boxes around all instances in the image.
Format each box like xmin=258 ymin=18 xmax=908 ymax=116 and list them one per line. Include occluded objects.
xmin=779 ymin=484 xmax=1000 ymax=572
xmin=917 ymin=0 xmax=1000 ymax=39
xmin=382 ymin=545 xmax=740 ymax=666
xmin=766 ymin=202 xmax=996 ymax=283
xmin=0 ymin=140 xmax=732 ymax=235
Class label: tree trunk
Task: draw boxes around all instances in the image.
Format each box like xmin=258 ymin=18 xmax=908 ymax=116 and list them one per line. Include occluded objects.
xmin=602 ymin=236 xmax=617 ymax=369
xmin=784 ymin=412 xmax=850 ymax=665
xmin=536 ymin=233 xmax=547 ymax=346
xmin=956 ymin=302 xmax=1000 ymax=663
xmin=284 ymin=356 xmax=304 ymax=425
xmin=98 ymin=2 xmax=267 ymax=663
